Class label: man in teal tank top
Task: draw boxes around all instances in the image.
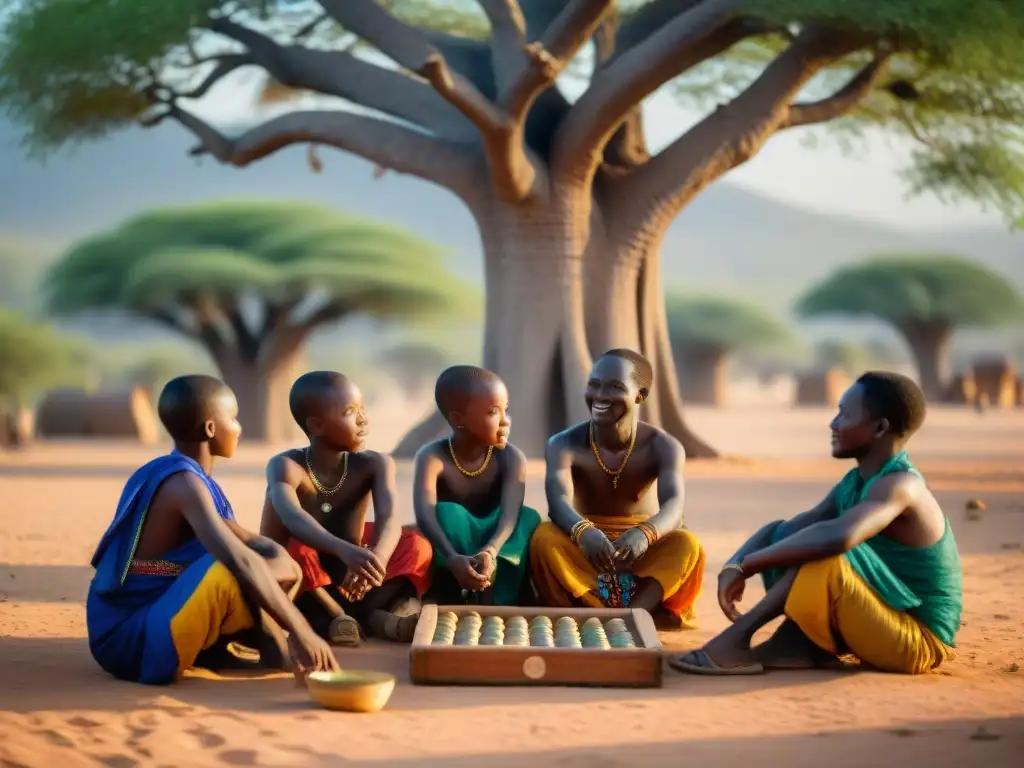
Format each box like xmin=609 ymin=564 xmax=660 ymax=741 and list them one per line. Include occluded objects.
xmin=670 ymin=371 xmax=962 ymax=676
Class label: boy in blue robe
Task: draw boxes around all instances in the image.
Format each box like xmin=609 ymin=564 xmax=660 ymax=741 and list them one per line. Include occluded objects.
xmin=86 ymin=375 xmax=337 ymax=685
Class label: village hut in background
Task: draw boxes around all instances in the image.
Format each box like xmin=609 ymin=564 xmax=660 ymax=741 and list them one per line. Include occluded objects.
xmin=36 ymin=387 xmax=159 ymax=444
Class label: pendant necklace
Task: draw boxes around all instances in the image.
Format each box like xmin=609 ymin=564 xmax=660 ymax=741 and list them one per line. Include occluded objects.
xmin=304 ymin=447 xmax=348 ymax=513
xmin=589 ymin=421 xmax=636 ymax=489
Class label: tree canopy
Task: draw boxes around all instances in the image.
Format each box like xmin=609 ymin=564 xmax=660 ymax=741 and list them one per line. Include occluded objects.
xmin=44 ymin=200 xmax=475 ymax=348
xmin=7 ymin=1 xmax=1024 ymax=454
xmin=3 ymin=1 xmax=1024 ymax=220
xmin=795 ymin=255 xmax=1024 ymax=330
xmin=0 ymin=309 xmax=89 ymax=407
xmin=665 ymin=293 xmax=793 ymax=353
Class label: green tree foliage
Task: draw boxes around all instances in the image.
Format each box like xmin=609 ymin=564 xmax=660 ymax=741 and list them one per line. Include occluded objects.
xmin=7 ymin=1 xmax=1024 ymax=454
xmin=3 ymin=1 xmax=1024 ymax=219
xmin=0 ymin=309 xmax=89 ymax=408
xmin=795 ymin=255 xmax=1024 ymax=399
xmin=665 ymin=293 xmax=793 ymax=355
xmin=665 ymin=293 xmax=793 ymax=405
xmin=0 ymin=243 xmax=48 ymax=313
xmin=43 ymin=200 xmax=474 ymax=439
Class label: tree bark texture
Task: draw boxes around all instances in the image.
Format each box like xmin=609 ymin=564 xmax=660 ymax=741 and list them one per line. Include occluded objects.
xmin=149 ymin=3 xmax=888 ymax=458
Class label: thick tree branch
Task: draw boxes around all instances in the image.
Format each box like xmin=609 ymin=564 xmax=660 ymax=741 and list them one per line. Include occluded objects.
xmin=319 ymin=0 xmax=545 ymax=199
xmin=782 ymin=50 xmax=893 ymax=129
xmin=606 ymin=28 xmax=865 ymax=238
xmin=178 ymin=53 xmax=253 ymax=100
xmin=142 ymin=102 xmax=480 ymax=199
xmin=208 ymin=16 xmax=474 ymax=139
xmin=227 ymin=305 xmax=261 ymax=362
xmin=553 ymin=0 xmax=754 ymax=181
xmin=148 ymin=309 xmax=228 ymax=357
xmin=499 ymin=0 xmax=614 ymax=117
xmin=616 ymin=0 xmax=704 ymax=54
xmin=592 ymin=7 xmax=649 ymax=174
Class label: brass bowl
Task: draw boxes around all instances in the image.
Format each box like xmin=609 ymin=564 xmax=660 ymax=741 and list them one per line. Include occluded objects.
xmin=306 ymin=670 xmax=396 ymax=713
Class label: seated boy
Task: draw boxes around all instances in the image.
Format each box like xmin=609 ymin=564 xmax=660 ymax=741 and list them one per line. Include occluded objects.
xmin=413 ymin=365 xmax=541 ymax=605
xmin=531 ymin=349 xmax=705 ymax=627
xmin=669 ymin=372 xmax=962 ymax=676
xmin=261 ymin=371 xmax=431 ymax=646
xmin=86 ymin=375 xmax=337 ymax=685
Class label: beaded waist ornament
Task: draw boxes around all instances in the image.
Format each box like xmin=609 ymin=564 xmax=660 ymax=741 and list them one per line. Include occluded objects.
xmin=128 ymin=559 xmax=184 ymax=577
xmin=597 ymin=572 xmax=636 ymax=608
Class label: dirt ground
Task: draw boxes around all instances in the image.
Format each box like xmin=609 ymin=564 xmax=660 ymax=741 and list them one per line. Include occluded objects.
xmin=1 ymin=406 xmax=1022 ymax=767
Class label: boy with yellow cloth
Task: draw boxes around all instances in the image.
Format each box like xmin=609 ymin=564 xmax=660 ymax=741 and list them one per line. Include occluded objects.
xmin=670 ymin=371 xmax=962 ymax=676
xmin=531 ymin=349 xmax=704 ymax=627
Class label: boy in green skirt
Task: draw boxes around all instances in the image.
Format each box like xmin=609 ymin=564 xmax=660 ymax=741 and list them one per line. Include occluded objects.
xmin=413 ymin=365 xmax=540 ymax=605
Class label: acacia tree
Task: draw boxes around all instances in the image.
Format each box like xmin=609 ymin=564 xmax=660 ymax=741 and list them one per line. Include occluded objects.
xmin=4 ymin=1 xmax=1024 ymax=456
xmin=665 ymin=293 xmax=791 ymax=405
xmin=0 ymin=309 xmax=87 ymax=408
xmin=44 ymin=201 xmax=472 ymax=440
xmin=795 ymin=256 xmax=1024 ymax=401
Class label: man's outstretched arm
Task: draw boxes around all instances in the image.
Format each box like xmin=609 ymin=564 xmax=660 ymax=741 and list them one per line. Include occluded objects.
xmin=722 ymin=488 xmax=838 ymax=569
xmin=737 ymin=474 xmax=917 ymax=577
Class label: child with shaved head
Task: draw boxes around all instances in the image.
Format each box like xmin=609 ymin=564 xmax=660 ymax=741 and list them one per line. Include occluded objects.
xmin=260 ymin=371 xmax=432 ymax=646
xmin=87 ymin=375 xmax=337 ymax=685
xmin=413 ymin=365 xmax=540 ymax=605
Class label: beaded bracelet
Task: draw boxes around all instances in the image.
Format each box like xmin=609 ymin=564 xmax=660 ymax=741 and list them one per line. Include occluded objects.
xmin=570 ymin=519 xmax=594 ymax=546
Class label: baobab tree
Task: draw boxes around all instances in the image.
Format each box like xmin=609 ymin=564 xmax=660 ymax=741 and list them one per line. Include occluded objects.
xmin=3 ymin=1 xmax=1023 ymax=456
xmin=796 ymin=256 xmax=1024 ymax=401
xmin=44 ymin=201 xmax=470 ymax=440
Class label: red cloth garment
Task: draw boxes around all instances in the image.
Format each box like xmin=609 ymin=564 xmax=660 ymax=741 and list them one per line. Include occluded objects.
xmin=286 ymin=523 xmax=433 ymax=598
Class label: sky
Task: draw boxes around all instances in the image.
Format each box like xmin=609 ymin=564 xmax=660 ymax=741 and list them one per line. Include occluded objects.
xmin=182 ymin=34 xmax=1006 ymax=234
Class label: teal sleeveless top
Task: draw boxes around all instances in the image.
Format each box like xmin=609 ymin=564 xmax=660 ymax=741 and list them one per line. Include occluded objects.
xmin=768 ymin=452 xmax=963 ymax=647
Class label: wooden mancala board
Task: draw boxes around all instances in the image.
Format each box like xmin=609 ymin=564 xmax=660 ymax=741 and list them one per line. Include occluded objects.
xmin=410 ymin=604 xmax=663 ymax=688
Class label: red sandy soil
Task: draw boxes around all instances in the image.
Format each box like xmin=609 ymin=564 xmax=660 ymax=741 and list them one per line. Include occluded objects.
xmin=1 ymin=406 xmax=1022 ymax=766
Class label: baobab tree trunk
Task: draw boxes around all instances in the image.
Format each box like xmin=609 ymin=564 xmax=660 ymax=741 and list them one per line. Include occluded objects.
xmin=587 ymin=213 xmax=719 ymax=458
xmin=394 ymin=190 xmax=593 ymax=459
xmin=676 ymin=343 xmax=730 ymax=407
xmin=215 ymin=344 xmax=307 ymax=443
xmin=899 ymin=321 xmax=953 ymax=402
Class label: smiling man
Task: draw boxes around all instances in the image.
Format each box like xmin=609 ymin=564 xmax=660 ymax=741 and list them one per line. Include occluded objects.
xmin=530 ymin=349 xmax=705 ymax=627
xmin=669 ymin=371 xmax=963 ymax=676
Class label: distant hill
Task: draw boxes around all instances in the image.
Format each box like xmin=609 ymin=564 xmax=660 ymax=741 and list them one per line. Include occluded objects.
xmin=2 ymin=115 xmax=1022 ymax=358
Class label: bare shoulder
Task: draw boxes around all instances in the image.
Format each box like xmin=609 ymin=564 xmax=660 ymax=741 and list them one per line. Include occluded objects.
xmin=645 ymin=423 xmax=685 ymax=464
xmin=547 ymin=422 xmax=587 ymax=453
xmin=413 ymin=438 xmax=447 ymax=469
xmin=500 ymin=442 xmax=527 ymax=470
xmin=266 ymin=448 xmax=306 ymax=484
xmin=359 ymin=449 xmax=395 ymax=474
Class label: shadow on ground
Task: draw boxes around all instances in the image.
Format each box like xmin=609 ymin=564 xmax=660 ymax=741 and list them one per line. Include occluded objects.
xmin=0 ymin=636 xmax=848 ymax=715
xmin=375 ymin=717 xmax=1023 ymax=767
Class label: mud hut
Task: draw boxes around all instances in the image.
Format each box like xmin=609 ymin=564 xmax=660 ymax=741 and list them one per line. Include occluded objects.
xmin=795 ymin=368 xmax=851 ymax=407
xmin=36 ymin=387 xmax=159 ymax=444
xmin=970 ymin=357 xmax=1017 ymax=409
xmin=947 ymin=372 xmax=978 ymax=405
